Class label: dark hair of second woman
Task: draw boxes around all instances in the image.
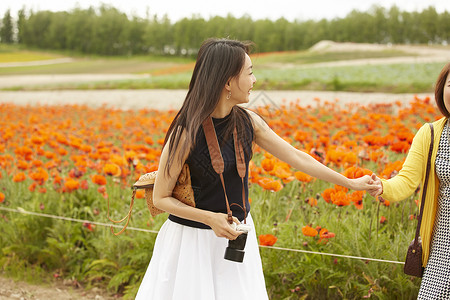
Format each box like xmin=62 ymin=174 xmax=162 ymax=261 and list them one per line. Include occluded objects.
xmin=435 ymin=62 xmax=450 ymax=117
xmin=164 ymin=38 xmax=255 ymax=175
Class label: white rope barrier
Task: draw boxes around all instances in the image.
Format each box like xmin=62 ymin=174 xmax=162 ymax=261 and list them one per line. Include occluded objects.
xmin=259 ymin=245 xmax=404 ymax=264
xmin=0 ymin=206 xmax=159 ymax=234
xmin=0 ymin=206 xmax=404 ymax=264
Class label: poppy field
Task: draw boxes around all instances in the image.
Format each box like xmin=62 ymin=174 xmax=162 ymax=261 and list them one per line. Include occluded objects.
xmin=0 ymin=96 xmax=439 ymax=299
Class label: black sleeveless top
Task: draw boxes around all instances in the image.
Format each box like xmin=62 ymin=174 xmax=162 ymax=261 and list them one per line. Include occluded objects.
xmin=169 ymin=111 xmax=254 ymax=229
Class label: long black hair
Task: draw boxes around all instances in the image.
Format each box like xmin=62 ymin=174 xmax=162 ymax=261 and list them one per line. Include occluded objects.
xmin=164 ymin=38 xmax=254 ymax=175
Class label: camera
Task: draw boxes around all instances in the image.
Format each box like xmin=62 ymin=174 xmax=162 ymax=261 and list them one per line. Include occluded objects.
xmin=224 ymin=223 xmax=251 ymax=263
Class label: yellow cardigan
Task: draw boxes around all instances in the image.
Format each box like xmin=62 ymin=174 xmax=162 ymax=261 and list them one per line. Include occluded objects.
xmin=381 ymin=117 xmax=447 ymax=267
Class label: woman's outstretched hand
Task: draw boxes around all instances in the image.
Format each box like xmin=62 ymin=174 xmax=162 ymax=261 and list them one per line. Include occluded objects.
xmin=367 ymin=173 xmax=383 ymax=197
xmin=348 ymin=174 xmax=383 ymax=196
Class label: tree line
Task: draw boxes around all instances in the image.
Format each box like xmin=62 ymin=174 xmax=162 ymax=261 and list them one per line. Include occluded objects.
xmin=0 ymin=5 xmax=449 ymax=56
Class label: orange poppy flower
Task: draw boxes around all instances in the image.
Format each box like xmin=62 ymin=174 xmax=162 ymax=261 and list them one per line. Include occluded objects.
xmin=0 ymin=192 xmax=5 ymax=203
xmin=353 ymin=199 xmax=363 ymax=210
xmin=259 ymin=234 xmax=278 ymax=246
xmin=261 ymin=158 xmax=275 ymax=172
xmin=144 ymin=136 xmax=154 ymax=145
xmin=390 ymin=141 xmax=410 ymax=153
xmin=343 ymin=152 xmax=358 ymax=165
xmin=91 ymin=174 xmax=107 ymax=186
xmin=334 ymin=185 xmax=348 ymax=193
xmin=318 ymin=228 xmax=336 ymax=243
xmin=17 ymin=160 xmax=30 ymax=170
xmin=57 ymin=148 xmax=68 ymax=156
xmin=272 ymin=163 xmax=292 ymax=180
xmin=321 ymin=188 xmax=334 ymax=204
xmin=294 ymin=171 xmax=313 ymax=182
xmin=64 ymin=178 xmax=80 ymax=192
xmin=13 ymin=172 xmax=26 ymax=182
xmin=348 ymin=190 xmax=365 ymax=209
xmin=29 ymin=167 xmax=49 ymax=185
xmin=135 ymin=190 xmax=145 ymax=199
xmin=80 ymin=144 xmax=92 ymax=153
xmin=294 ymin=130 xmax=309 ymax=143
xmin=257 ymin=177 xmax=283 ymax=192
xmin=53 ymin=175 xmax=62 ymax=185
xmin=44 ymin=160 xmax=58 ymax=170
xmin=103 ymin=163 xmax=121 ymax=176
xmin=30 ymin=136 xmax=44 ymax=146
xmin=109 ymin=155 xmax=127 ymax=167
xmin=331 ymin=191 xmax=350 ymax=207
xmin=302 ymin=225 xmax=318 ymax=237
xmin=368 ymin=150 xmax=384 ymax=162
xmin=306 ymin=197 xmax=318 ymax=207
xmin=124 ymin=151 xmax=138 ymax=164
xmin=342 ymin=166 xmax=372 ymax=179
xmin=28 ymin=182 xmax=37 ymax=192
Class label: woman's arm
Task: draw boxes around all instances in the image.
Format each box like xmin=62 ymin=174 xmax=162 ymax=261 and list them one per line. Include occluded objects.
xmin=153 ymin=131 xmax=242 ymax=240
xmin=249 ymin=111 xmax=377 ymax=191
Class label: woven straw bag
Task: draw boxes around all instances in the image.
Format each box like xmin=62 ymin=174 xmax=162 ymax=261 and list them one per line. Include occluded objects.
xmin=108 ymin=163 xmax=195 ymax=235
xmin=134 ymin=163 xmax=195 ymax=217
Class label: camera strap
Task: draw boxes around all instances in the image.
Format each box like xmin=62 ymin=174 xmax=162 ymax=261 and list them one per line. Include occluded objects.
xmin=202 ymin=116 xmax=247 ymax=225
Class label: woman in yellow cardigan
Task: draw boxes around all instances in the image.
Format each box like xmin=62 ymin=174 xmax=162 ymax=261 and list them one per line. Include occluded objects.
xmin=371 ymin=62 xmax=450 ymax=299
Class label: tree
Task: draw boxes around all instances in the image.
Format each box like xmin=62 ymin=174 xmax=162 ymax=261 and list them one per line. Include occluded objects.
xmin=17 ymin=7 xmax=26 ymax=44
xmin=0 ymin=9 xmax=14 ymax=43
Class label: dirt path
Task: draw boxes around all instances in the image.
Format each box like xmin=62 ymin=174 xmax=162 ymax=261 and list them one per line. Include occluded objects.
xmin=0 ymin=275 xmax=117 ymax=300
xmin=0 ymin=89 xmax=433 ymax=111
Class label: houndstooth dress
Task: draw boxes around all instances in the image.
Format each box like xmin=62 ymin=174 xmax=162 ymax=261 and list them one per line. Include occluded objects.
xmin=418 ymin=121 xmax=450 ymax=299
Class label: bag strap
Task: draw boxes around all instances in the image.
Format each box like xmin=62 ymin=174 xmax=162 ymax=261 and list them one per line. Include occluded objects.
xmin=107 ymin=187 xmax=136 ymax=236
xmin=414 ymin=123 xmax=434 ymax=247
xmin=202 ymin=117 xmax=246 ymax=224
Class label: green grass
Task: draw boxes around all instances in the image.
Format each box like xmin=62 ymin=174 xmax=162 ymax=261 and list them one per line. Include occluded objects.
xmin=252 ymin=49 xmax=415 ymax=65
xmin=3 ymin=62 xmax=441 ymax=94
xmin=0 ymin=57 xmax=194 ymax=75
xmin=253 ymin=62 xmax=442 ymax=93
xmin=0 ymin=45 xmax=447 ymax=93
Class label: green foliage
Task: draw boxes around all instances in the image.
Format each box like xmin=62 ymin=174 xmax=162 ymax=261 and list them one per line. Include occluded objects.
xmin=254 ymin=62 xmax=441 ymax=93
xmin=0 ymin=9 xmax=14 ymax=44
xmin=0 ymin=98 xmax=434 ymax=298
xmin=248 ymin=179 xmax=422 ymax=299
xmin=0 ymin=56 xmax=442 ymax=94
xmin=8 ymin=5 xmax=450 ymax=55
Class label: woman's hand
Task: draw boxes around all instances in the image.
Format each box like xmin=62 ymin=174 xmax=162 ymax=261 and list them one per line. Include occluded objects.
xmin=367 ymin=174 xmax=383 ymax=197
xmin=348 ymin=174 xmax=383 ymax=195
xmin=205 ymin=212 xmax=242 ymax=240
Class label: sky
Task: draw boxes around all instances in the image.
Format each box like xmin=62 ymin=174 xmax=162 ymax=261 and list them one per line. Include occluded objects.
xmin=1 ymin=0 xmax=449 ymax=22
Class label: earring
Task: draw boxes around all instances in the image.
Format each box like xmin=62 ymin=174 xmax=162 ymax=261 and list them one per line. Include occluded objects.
xmin=226 ymin=91 xmax=231 ymax=100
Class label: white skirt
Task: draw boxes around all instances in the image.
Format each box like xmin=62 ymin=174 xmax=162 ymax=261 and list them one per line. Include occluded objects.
xmin=135 ymin=213 xmax=268 ymax=300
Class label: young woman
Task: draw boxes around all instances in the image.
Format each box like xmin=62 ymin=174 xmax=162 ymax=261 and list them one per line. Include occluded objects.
xmin=135 ymin=38 xmax=378 ymax=299
xmin=370 ymin=62 xmax=450 ymax=299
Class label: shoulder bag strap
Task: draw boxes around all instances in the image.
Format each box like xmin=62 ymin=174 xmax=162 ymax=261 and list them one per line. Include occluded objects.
xmin=202 ymin=117 xmax=246 ymax=224
xmin=414 ymin=123 xmax=434 ymax=246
